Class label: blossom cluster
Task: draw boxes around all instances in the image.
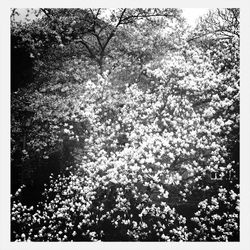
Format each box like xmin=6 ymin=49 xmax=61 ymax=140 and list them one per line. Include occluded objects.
xmin=191 ymin=185 xmax=239 ymax=241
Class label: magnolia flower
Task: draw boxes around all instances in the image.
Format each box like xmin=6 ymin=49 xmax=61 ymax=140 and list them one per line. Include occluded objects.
xmin=163 ymin=191 xmax=169 ymax=199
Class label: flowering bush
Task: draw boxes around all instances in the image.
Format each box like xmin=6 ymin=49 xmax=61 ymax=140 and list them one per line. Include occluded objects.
xmin=11 ymin=169 xmax=189 ymax=241
xmin=190 ymin=185 xmax=239 ymax=241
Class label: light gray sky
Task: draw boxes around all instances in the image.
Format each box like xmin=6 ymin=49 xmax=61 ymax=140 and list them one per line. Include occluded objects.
xmin=182 ymin=8 xmax=210 ymax=27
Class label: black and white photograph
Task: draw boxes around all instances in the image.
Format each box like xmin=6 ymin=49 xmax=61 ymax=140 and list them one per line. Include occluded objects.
xmin=1 ymin=3 xmax=248 ymax=246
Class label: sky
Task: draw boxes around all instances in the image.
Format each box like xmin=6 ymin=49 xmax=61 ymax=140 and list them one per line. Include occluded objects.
xmin=181 ymin=8 xmax=210 ymax=27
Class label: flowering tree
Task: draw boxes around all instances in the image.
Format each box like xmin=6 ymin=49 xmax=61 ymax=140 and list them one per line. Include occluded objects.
xmin=11 ymin=8 xmax=239 ymax=241
xmin=10 ymin=8 xmax=183 ymax=195
xmin=186 ymin=8 xmax=240 ymax=241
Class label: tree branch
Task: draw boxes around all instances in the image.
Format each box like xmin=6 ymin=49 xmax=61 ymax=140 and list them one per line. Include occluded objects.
xmin=40 ymin=8 xmax=52 ymax=19
xmin=75 ymin=39 xmax=96 ymax=59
